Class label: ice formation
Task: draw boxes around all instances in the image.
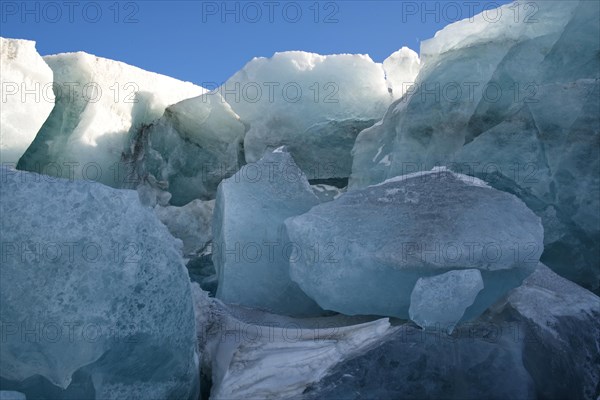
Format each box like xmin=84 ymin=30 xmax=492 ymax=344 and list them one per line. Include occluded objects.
xmin=1 ymin=1 xmax=598 ymax=398
xmin=409 ymin=269 xmax=484 ymax=332
xmin=212 ymin=149 xmax=323 ymax=316
xmin=17 ymin=51 xmax=204 ymax=188
xmin=286 ymin=168 xmax=543 ymax=319
xmin=0 ymin=38 xmax=54 ymax=164
xmin=220 ymin=51 xmax=394 ymax=180
xmin=154 ymin=199 xmax=215 ymax=257
xmin=0 ymin=167 xmax=199 ymax=399
xmin=349 ymin=0 xmax=600 ymax=291
xmin=130 ymin=92 xmax=246 ymax=204
xmin=382 ymin=46 xmax=420 ymax=98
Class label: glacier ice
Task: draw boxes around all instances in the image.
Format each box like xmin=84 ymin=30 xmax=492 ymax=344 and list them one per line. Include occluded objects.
xmin=0 ymin=38 xmax=54 ymax=164
xmin=382 ymin=47 xmax=420 ymax=99
xmin=349 ymin=0 xmax=600 ymax=291
xmin=305 ymin=323 xmax=534 ymax=400
xmin=212 ymin=149 xmax=323 ymax=316
xmin=409 ymin=269 xmax=484 ymax=332
xmin=285 ymin=168 xmax=543 ymax=319
xmin=154 ymin=199 xmax=215 ymax=258
xmin=16 ymin=51 xmax=204 ymax=188
xmin=499 ymin=263 xmax=600 ymax=399
xmin=303 ymin=263 xmax=599 ymax=400
xmin=129 ymin=91 xmax=246 ymax=204
xmin=220 ymin=51 xmax=394 ymax=180
xmin=0 ymin=167 xmax=199 ymax=399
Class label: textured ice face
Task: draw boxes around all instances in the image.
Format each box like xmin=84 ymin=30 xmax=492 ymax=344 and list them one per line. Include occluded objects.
xmin=212 ymin=149 xmax=323 ymax=316
xmin=349 ymin=0 xmax=600 ymax=291
xmin=0 ymin=167 xmax=199 ymax=399
xmin=154 ymin=199 xmax=215 ymax=257
xmin=17 ymin=51 xmax=204 ymax=188
xmin=131 ymin=92 xmax=246 ymax=204
xmin=285 ymin=169 xmax=543 ymax=319
xmin=220 ymin=51 xmax=394 ymax=179
xmin=409 ymin=269 xmax=484 ymax=332
xmin=0 ymin=38 xmax=54 ymax=164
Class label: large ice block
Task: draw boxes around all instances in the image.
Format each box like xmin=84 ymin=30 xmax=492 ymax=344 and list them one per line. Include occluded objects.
xmin=285 ymin=168 xmax=543 ymax=319
xmin=220 ymin=51 xmax=395 ymax=179
xmin=212 ymin=149 xmax=323 ymax=316
xmin=0 ymin=167 xmax=199 ymax=399
xmin=130 ymin=92 xmax=246 ymax=204
xmin=17 ymin=51 xmax=204 ymax=188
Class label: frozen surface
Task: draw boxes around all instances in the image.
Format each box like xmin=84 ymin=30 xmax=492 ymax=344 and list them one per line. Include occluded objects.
xmin=0 ymin=38 xmax=54 ymax=164
xmin=17 ymin=51 xmax=204 ymax=188
xmin=0 ymin=167 xmax=199 ymax=399
xmin=212 ymin=149 xmax=323 ymax=316
xmin=349 ymin=0 xmax=600 ymax=291
xmin=222 ymin=51 xmax=394 ymax=179
xmin=286 ymin=168 xmax=542 ymax=319
xmin=409 ymin=269 xmax=484 ymax=332
xmin=131 ymin=92 xmax=246 ymax=204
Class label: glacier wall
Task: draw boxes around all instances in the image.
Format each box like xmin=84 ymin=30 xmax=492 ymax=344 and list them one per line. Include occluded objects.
xmin=16 ymin=51 xmax=205 ymax=188
xmin=349 ymin=0 xmax=600 ymax=291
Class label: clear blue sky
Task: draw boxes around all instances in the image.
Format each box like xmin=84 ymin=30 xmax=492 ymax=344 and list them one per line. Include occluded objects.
xmin=1 ymin=1 xmax=510 ymax=85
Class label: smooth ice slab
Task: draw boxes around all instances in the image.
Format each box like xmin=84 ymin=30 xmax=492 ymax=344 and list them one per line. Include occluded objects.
xmin=285 ymin=168 xmax=543 ymax=319
xmin=212 ymin=149 xmax=323 ymax=316
xmin=0 ymin=38 xmax=54 ymax=164
xmin=0 ymin=167 xmax=199 ymax=399
xmin=409 ymin=269 xmax=484 ymax=332
xmin=17 ymin=51 xmax=204 ymax=188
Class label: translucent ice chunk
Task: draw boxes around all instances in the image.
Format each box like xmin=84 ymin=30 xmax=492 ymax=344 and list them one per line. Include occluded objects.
xmin=409 ymin=269 xmax=484 ymax=332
